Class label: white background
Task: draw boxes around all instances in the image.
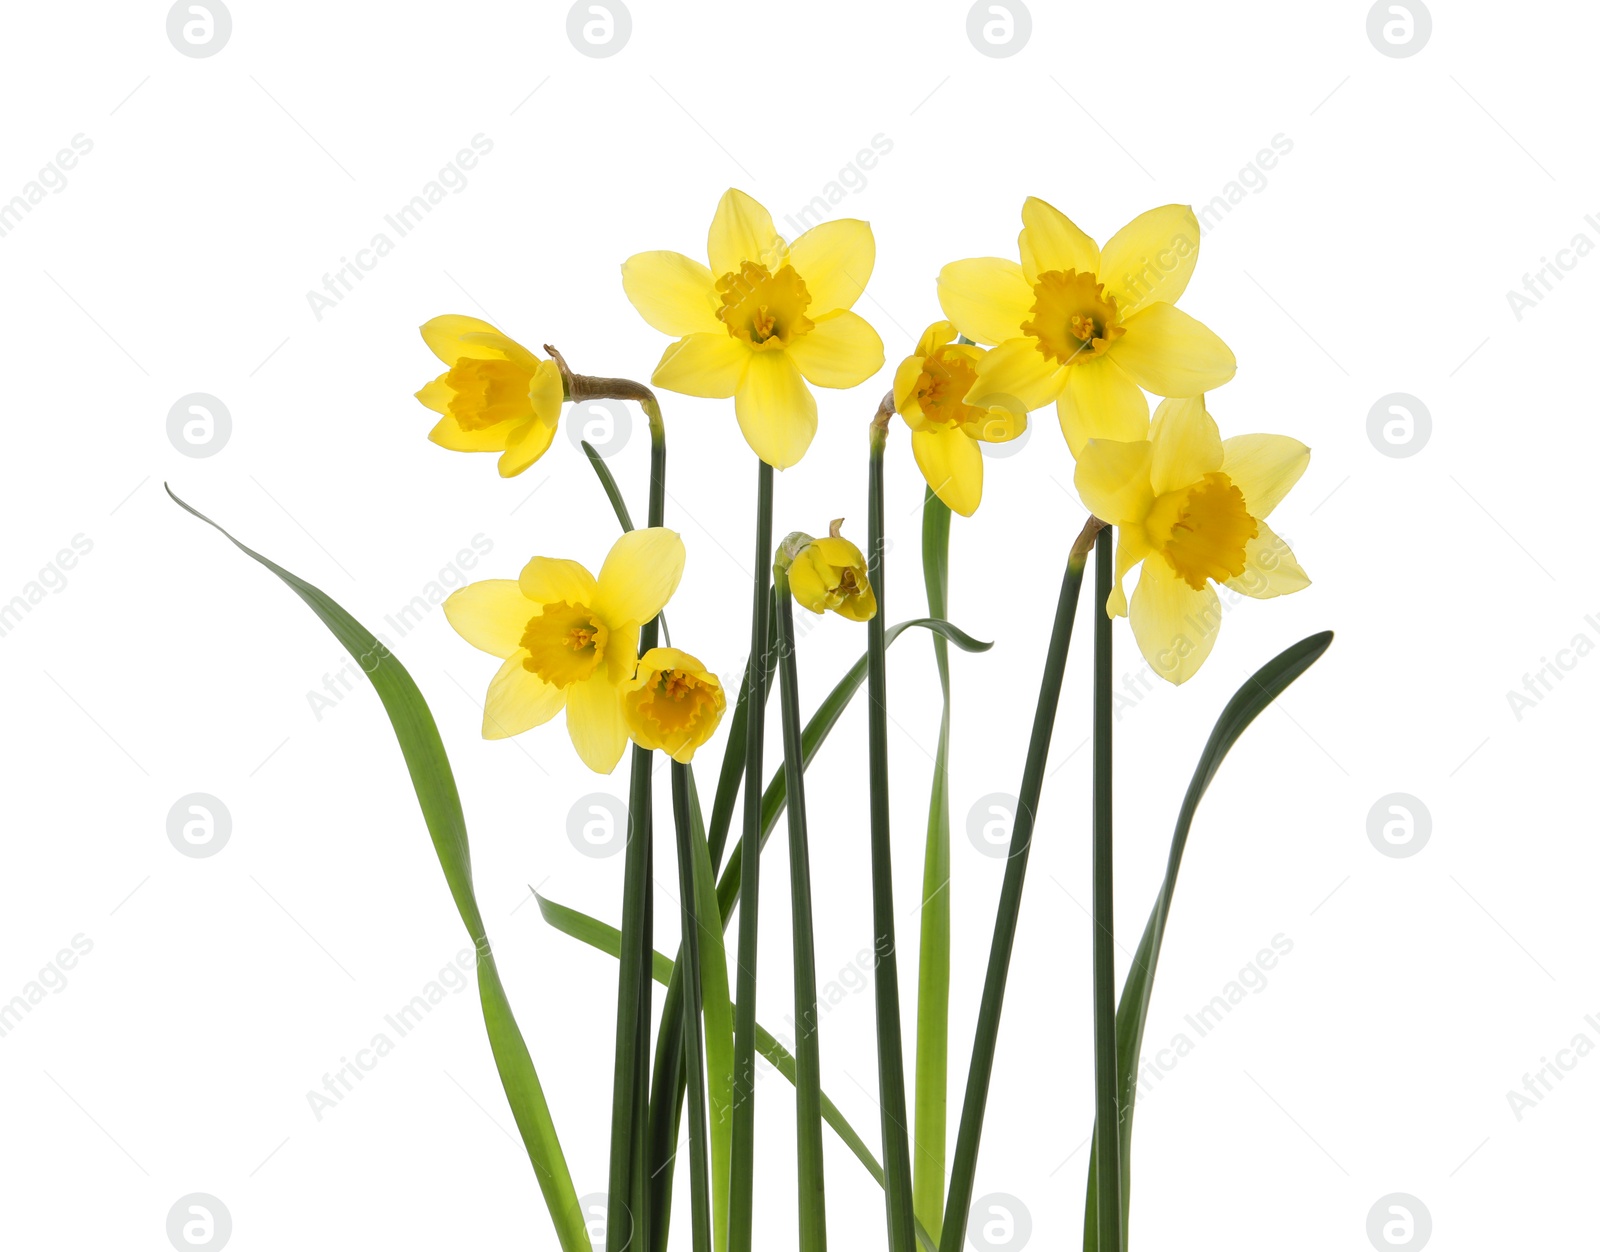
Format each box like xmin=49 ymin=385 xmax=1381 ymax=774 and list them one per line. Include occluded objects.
xmin=1 ymin=1 xmax=1594 ymax=1249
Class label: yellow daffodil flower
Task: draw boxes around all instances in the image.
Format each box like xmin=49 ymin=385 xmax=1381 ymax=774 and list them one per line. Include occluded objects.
xmin=621 ymin=188 xmax=885 ymax=470
xmin=937 ymin=198 xmax=1235 ymax=457
xmin=414 ymin=315 xmax=565 ymax=478
xmin=621 ymin=647 xmax=726 ymax=763
xmin=893 ymin=320 xmax=1027 ymax=517
xmin=1074 ymin=396 xmax=1309 ymax=685
xmin=786 ymin=523 xmax=878 ymax=622
xmin=442 ymin=528 xmax=686 ymax=772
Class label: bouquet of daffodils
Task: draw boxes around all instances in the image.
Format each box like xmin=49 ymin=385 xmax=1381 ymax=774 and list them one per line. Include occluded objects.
xmin=173 ymin=189 xmax=1328 ymax=1252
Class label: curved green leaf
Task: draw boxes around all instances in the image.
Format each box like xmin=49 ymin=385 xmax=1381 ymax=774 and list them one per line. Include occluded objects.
xmin=715 ymin=617 xmax=992 ymax=924
xmin=1083 ymin=630 xmax=1334 ymax=1251
xmin=168 ymin=487 xmax=590 ymax=1252
xmin=534 ymin=893 xmax=939 ymax=1252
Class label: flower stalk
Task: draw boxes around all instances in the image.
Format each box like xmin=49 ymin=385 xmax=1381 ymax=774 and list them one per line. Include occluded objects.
xmin=671 ymin=761 xmax=715 ymax=1252
xmin=1091 ymin=526 xmax=1123 ymax=1252
xmin=772 ymin=541 xmax=829 ymax=1251
xmin=866 ymin=394 xmax=918 ymax=1252
xmin=939 ymin=514 xmax=1102 ymax=1252
xmin=728 ymin=457 xmax=775 ymax=1252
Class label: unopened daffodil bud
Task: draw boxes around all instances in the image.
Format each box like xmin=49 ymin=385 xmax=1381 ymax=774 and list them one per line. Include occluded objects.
xmin=621 ymin=648 xmax=727 ymax=763
xmin=415 ymin=315 xmax=565 ymax=477
xmin=780 ymin=521 xmax=877 ymax=623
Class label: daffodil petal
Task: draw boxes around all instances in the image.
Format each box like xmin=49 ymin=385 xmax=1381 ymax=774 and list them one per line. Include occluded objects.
xmin=1227 ymin=520 xmax=1310 ymax=599
xmin=420 ymin=315 xmax=535 ymax=369
xmin=1129 ymin=559 xmax=1221 ymax=685
xmin=1108 ymin=303 xmax=1236 ymax=397
xmin=735 ymin=351 xmax=817 ymax=469
xmin=416 ymin=375 xmax=454 ymax=415
xmin=498 ymin=417 xmax=557 ymax=477
xmin=967 ymin=337 xmax=1068 ymax=411
xmin=565 ymin=673 xmax=630 ymax=773
xmin=1056 ymin=357 xmax=1150 ymax=456
xmin=788 ymin=310 xmax=884 ymax=389
xmin=604 ymin=619 xmax=640 ymax=682
xmin=444 ymin=580 xmax=533 ymax=658
xmin=482 ymin=653 xmax=567 ymax=739
xmin=652 ymin=333 xmax=748 ymax=399
xmin=893 ymin=353 xmax=927 ymax=424
xmin=621 ymin=250 xmax=721 ymax=336
xmin=1074 ymin=439 xmax=1154 ymax=525
xmin=1019 ymin=196 xmax=1100 ymax=282
xmin=1220 ymin=434 xmax=1310 ymax=519
xmin=1107 ymin=529 xmax=1149 ymax=617
xmin=518 ymin=557 xmax=598 ymax=607
xmin=707 ymin=188 xmax=781 ymax=277
xmin=1097 ymin=205 xmax=1201 ymax=315
xmin=912 ymin=427 xmax=983 ymax=517
xmin=936 ymin=258 xmax=1033 ymax=346
xmin=594 ymin=527 xmax=686 ymax=627
xmin=1148 ymin=396 xmax=1223 ymax=494
xmin=916 ymin=320 xmax=959 ymax=357
xmin=786 ymin=218 xmax=875 ymax=312
xmin=429 ymin=415 xmax=511 ymax=452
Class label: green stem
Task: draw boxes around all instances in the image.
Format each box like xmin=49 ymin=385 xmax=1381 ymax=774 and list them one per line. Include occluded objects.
xmin=867 ymin=418 xmax=917 ymax=1252
xmin=606 ymin=412 xmax=666 ymax=1252
xmin=772 ymin=566 xmax=828 ymax=1251
xmin=1091 ymin=527 xmax=1122 ymax=1252
xmin=913 ymin=488 xmax=952 ymax=1242
xmin=939 ymin=516 xmax=1100 ymax=1252
xmin=671 ymin=762 xmax=714 ymax=1252
xmin=728 ymin=458 xmax=774 ymax=1252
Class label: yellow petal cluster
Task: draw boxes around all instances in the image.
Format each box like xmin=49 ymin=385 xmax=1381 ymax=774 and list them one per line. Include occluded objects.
xmin=415 ymin=316 xmax=565 ymax=477
xmin=893 ymin=321 xmax=1026 ymax=516
xmin=443 ymin=528 xmax=685 ymax=772
xmin=621 ymin=189 xmax=885 ymax=469
xmin=937 ymin=199 xmax=1234 ymax=457
xmin=1074 ymin=396 xmax=1310 ymax=684
xmin=787 ymin=528 xmax=877 ymax=623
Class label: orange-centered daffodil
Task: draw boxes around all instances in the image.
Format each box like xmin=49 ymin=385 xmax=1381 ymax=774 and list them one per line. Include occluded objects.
xmin=938 ymin=199 xmax=1235 ymax=457
xmin=622 ymin=189 xmax=885 ymax=470
xmin=622 ymin=647 xmax=726 ymax=763
xmin=786 ymin=523 xmax=878 ymax=623
xmin=415 ymin=316 xmax=565 ymax=477
xmin=1074 ymin=396 xmax=1309 ymax=684
xmin=893 ymin=320 xmax=1027 ymax=516
xmin=443 ymin=528 xmax=686 ymax=772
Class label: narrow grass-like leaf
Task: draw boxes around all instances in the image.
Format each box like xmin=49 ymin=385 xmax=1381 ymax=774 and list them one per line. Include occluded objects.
xmin=671 ymin=763 xmax=713 ymax=1252
xmin=913 ymin=488 xmax=952 ymax=1242
xmin=534 ymin=894 xmax=940 ymax=1252
xmin=167 ymin=487 xmax=590 ymax=1252
xmin=1082 ymin=630 xmax=1334 ymax=1250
